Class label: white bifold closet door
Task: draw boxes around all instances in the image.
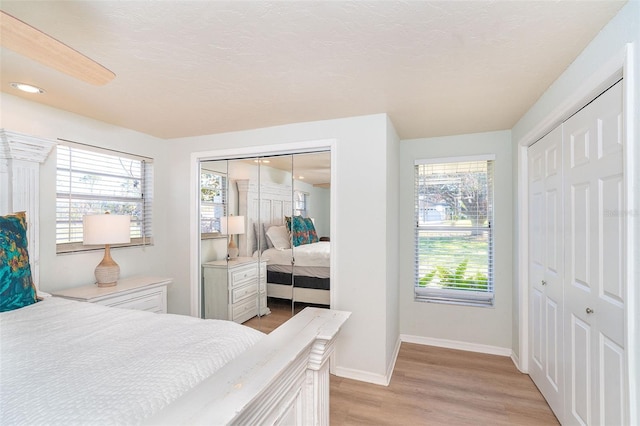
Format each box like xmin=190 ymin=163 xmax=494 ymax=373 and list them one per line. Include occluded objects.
xmin=528 ymin=125 xmax=565 ymax=421
xmin=528 ymin=80 xmax=627 ymax=425
xmin=562 ymin=81 xmax=625 ymax=426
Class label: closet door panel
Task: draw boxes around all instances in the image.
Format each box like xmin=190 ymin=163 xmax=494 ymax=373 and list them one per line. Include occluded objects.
xmin=600 ymin=334 xmax=625 ymax=426
xmin=563 ymin=80 xmax=625 ymax=426
xmin=528 ymin=125 xmax=564 ymax=420
xmin=570 ymin=314 xmax=592 ymax=425
xmin=546 ymin=297 xmax=561 ymax=390
xmin=600 ymin=175 xmax=624 ymax=304
xmin=532 ymin=288 xmax=544 ymax=367
xmin=569 ymin=182 xmax=591 ymax=290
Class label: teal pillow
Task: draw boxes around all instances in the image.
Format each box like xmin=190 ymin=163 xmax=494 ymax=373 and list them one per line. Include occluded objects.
xmin=285 ymin=215 xmax=310 ymax=247
xmin=303 ymin=218 xmax=319 ymax=243
xmin=0 ymin=212 xmax=37 ymax=312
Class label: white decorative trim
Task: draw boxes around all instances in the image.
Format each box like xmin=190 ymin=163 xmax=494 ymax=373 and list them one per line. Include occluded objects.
xmin=190 ymin=138 xmax=337 ymax=318
xmin=622 ymin=42 xmax=638 ymax=426
xmin=400 ymin=334 xmax=513 ymax=357
xmin=0 ymin=129 xmax=56 ymax=290
xmin=0 ymin=130 xmax=57 ymax=163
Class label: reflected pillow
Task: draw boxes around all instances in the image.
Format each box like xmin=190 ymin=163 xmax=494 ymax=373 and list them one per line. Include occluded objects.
xmin=0 ymin=212 xmax=38 ymax=312
xmin=303 ymin=218 xmax=319 ymax=243
xmin=285 ymin=216 xmax=310 ymax=247
xmin=253 ymin=222 xmax=274 ymax=252
xmin=266 ymin=225 xmax=291 ymax=250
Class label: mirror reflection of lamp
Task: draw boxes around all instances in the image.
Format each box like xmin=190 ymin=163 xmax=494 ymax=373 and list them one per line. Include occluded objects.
xmin=83 ymin=213 xmax=131 ymax=287
xmin=221 ymin=215 xmax=245 ymax=260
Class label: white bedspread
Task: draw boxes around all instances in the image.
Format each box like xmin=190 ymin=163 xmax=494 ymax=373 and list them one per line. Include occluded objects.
xmin=0 ymin=297 xmax=264 ymax=425
xmin=260 ymin=241 xmax=330 ymax=268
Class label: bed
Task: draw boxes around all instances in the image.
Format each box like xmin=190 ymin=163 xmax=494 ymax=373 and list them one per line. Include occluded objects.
xmin=0 ymin=129 xmax=349 ymax=425
xmin=261 ymin=241 xmax=330 ymax=306
xmin=1 ymin=296 xmax=264 ymax=424
xmin=236 ymin=179 xmax=331 ymax=306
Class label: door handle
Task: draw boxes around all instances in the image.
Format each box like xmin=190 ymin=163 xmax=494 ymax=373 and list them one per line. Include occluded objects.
xmin=586 ymin=307 xmax=594 ymax=314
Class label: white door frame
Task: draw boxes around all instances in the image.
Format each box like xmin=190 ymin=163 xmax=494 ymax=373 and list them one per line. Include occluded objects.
xmin=188 ymin=138 xmax=338 ymax=319
xmin=516 ymin=43 xmax=637 ymax=422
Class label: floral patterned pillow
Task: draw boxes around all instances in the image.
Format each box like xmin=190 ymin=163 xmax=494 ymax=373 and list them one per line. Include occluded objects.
xmin=0 ymin=212 xmax=38 ymax=312
xmin=285 ymin=215 xmax=311 ymax=247
xmin=303 ymin=217 xmax=319 ymax=243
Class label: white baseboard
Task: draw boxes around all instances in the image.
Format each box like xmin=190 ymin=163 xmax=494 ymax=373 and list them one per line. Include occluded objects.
xmin=385 ymin=336 xmax=402 ymax=384
xmin=333 ymin=366 xmax=389 ymax=386
xmin=334 ymin=336 xmax=402 ymax=386
xmin=511 ymin=351 xmax=526 ymax=373
xmin=400 ymin=334 xmax=513 ymax=357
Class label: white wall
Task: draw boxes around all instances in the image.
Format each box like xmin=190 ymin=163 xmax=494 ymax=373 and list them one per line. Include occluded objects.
xmin=166 ymin=114 xmax=400 ymax=382
xmin=309 ymin=185 xmax=330 ymax=238
xmin=398 ymin=130 xmax=513 ymax=351
xmin=510 ymin=1 xmax=639 ymax=418
xmin=0 ymin=93 xmax=171 ymax=292
xmin=385 ymin=115 xmax=401 ymax=373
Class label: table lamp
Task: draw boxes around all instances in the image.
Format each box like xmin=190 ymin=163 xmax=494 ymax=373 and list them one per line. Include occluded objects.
xmin=221 ymin=215 xmax=245 ymax=259
xmin=83 ymin=213 xmax=131 ymax=287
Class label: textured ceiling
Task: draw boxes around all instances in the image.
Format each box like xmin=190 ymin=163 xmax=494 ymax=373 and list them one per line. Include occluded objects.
xmin=0 ymin=1 xmax=627 ymax=140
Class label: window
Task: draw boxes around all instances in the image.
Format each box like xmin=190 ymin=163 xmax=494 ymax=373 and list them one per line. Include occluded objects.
xmin=56 ymin=142 xmax=153 ymax=253
xmin=200 ymin=171 xmax=226 ymax=234
xmin=294 ymin=190 xmax=308 ymax=217
xmin=414 ymin=155 xmax=494 ymax=306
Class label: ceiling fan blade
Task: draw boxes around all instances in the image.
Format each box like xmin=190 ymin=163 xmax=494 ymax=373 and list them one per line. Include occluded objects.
xmin=0 ymin=11 xmax=115 ymax=86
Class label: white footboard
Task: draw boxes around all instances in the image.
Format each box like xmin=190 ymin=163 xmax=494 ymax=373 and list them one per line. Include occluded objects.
xmin=145 ymin=307 xmax=350 ymax=425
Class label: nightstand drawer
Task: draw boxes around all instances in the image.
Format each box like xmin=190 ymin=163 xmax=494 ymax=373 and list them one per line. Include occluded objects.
xmin=230 ymin=265 xmax=258 ymax=287
xmin=232 ymin=297 xmax=258 ymax=323
xmin=232 ymin=282 xmax=257 ymax=303
xmin=96 ymin=286 xmax=167 ymax=313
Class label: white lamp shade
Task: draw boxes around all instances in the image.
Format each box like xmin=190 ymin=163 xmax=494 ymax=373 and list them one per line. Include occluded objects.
xmin=83 ymin=214 xmax=131 ymax=245
xmin=220 ymin=216 xmax=245 ymax=235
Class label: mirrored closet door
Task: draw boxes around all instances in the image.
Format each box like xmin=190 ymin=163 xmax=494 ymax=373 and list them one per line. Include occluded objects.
xmin=199 ymin=151 xmax=331 ymax=334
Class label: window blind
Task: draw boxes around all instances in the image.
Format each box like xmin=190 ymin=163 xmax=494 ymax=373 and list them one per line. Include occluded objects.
xmin=414 ymin=156 xmax=495 ymax=307
xmin=200 ymin=171 xmax=227 ymax=234
xmin=56 ymin=142 xmax=153 ymax=253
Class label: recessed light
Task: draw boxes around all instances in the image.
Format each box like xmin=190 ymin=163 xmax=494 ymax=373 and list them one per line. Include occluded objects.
xmin=10 ymin=82 xmax=45 ymax=94
xmin=299 ymin=176 xmax=305 ymax=180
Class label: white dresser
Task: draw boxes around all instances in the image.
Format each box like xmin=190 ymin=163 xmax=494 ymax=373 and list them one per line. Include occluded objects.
xmin=52 ymin=276 xmax=171 ymax=314
xmin=202 ymin=257 xmax=269 ymax=323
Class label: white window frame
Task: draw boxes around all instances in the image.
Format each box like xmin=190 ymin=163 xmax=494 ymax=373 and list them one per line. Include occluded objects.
xmin=414 ymin=154 xmax=495 ymax=307
xmin=294 ymin=190 xmax=309 ymax=217
xmin=200 ymin=170 xmax=227 ymax=237
xmin=56 ymin=141 xmax=153 ymax=253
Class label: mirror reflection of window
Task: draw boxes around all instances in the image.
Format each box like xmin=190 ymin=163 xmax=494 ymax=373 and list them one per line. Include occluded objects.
xmin=200 ymin=170 xmax=226 ymax=236
xmin=293 ymin=190 xmax=308 ymax=217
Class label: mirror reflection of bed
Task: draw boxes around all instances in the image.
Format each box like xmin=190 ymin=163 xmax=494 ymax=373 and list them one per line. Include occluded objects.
xmin=200 ymin=151 xmax=331 ymax=333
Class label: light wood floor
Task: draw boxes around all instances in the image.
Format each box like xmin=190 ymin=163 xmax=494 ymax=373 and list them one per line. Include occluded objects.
xmin=244 ymin=300 xmax=559 ymax=425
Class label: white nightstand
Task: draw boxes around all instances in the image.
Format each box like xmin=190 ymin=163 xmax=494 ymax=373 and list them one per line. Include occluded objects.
xmin=202 ymin=257 xmax=269 ymax=323
xmin=52 ymin=276 xmax=172 ymax=314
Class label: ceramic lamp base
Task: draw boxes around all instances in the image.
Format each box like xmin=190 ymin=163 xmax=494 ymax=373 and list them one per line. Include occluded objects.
xmin=95 ymin=244 xmax=120 ymax=287
xmin=228 ymin=236 xmax=239 ymax=259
